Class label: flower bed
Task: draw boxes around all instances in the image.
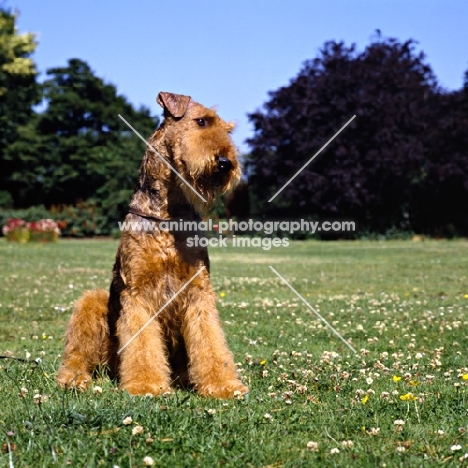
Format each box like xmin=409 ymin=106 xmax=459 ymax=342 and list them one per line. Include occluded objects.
xmin=2 ymin=218 xmax=60 ymax=243
xmin=28 ymin=219 xmax=60 ymax=242
xmin=2 ymin=218 xmax=30 ymax=243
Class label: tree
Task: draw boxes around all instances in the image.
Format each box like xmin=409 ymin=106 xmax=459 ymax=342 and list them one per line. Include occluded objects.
xmin=0 ymin=8 xmax=39 ymax=206
xmin=415 ymin=72 xmax=468 ymax=235
xmin=5 ymin=58 xmax=159 ymax=223
xmin=246 ymin=37 xmax=442 ymax=233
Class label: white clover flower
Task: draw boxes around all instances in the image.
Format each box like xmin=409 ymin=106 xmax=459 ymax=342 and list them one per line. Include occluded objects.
xmin=142 ymin=456 xmax=155 ymax=466
xmin=33 ymin=394 xmax=49 ymax=404
xmin=122 ymin=416 xmax=133 ymax=425
xmin=307 ymin=441 xmax=318 ymax=451
xmin=368 ymin=427 xmax=380 ymax=435
xmin=341 ymin=440 xmax=354 ymax=448
xmin=132 ymin=425 xmax=144 ymax=435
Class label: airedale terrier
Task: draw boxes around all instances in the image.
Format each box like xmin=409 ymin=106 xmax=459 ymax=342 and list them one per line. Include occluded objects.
xmin=57 ymin=92 xmax=248 ymax=398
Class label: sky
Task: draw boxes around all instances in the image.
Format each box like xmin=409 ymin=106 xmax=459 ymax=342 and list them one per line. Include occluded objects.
xmin=6 ymin=0 xmax=468 ymax=153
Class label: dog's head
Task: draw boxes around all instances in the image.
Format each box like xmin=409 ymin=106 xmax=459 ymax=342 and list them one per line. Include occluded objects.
xmin=155 ymin=92 xmax=241 ymax=210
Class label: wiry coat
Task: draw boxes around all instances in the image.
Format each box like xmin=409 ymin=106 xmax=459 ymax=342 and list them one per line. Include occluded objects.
xmin=57 ymin=92 xmax=247 ymax=398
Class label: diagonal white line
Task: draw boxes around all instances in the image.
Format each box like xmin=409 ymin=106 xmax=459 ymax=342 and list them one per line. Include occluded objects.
xmin=7 ymin=440 xmax=13 ymax=468
xmin=118 ymin=114 xmax=208 ymax=203
xmin=117 ymin=266 xmax=206 ymax=355
xmin=268 ymin=115 xmax=356 ymax=202
xmin=268 ymin=266 xmax=357 ymax=354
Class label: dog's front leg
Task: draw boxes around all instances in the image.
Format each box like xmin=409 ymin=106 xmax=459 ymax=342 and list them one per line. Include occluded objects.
xmin=117 ymin=292 xmax=172 ymax=396
xmin=182 ymin=286 xmax=249 ymax=398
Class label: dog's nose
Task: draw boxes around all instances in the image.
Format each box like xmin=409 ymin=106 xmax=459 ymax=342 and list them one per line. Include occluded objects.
xmin=217 ymin=156 xmax=232 ymax=173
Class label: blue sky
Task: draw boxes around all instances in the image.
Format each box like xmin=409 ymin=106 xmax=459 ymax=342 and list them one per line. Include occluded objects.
xmin=8 ymin=0 xmax=468 ymax=152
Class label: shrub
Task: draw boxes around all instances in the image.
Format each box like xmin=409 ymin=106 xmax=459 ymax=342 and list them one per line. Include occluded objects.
xmin=0 ymin=203 xmax=111 ymax=237
xmin=2 ymin=218 xmax=30 ymax=243
xmin=2 ymin=217 xmax=61 ymax=243
xmin=28 ymin=219 xmax=60 ymax=242
xmin=50 ymin=203 xmax=109 ymax=237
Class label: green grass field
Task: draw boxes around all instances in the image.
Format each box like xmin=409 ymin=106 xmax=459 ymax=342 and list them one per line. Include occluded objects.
xmin=1 ymin=238 xmax=468 ymax=467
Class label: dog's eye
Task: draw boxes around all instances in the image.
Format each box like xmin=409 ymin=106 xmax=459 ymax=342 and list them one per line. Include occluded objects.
xmin=196 ymin=118 xmax=206 ymax=127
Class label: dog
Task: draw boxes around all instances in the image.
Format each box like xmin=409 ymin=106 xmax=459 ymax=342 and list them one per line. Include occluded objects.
xmin=57 ymin=92 xmax=248 ymax=398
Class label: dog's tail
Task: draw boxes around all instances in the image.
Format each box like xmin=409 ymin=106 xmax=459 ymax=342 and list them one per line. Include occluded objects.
xmin=57 ymin=289 xmax=111 ymax=390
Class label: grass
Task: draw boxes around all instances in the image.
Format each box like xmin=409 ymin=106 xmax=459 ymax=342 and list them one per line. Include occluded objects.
xmin=0 ymin=238 xmax=468 ymax=467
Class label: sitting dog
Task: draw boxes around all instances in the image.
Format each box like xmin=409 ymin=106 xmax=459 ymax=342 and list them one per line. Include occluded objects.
xmin=57 ymin=92 xmax=248 ymax=398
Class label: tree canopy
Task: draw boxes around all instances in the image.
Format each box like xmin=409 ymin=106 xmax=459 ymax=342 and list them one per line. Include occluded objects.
xmin=0 ymin=8 xmax=39 ymax=206
xmin=246 ymin=36 xmax=468 ymax=235
xmin=3 ymin=57 xmax=158 ymax=222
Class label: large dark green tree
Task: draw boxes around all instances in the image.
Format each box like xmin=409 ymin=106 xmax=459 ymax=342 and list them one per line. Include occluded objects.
xmin=246 ymin=37 xmax=468 ymax=234
xmin=5 ymin=58 xmax=159 ymax=222
xmin=416 ymin=71 xmax=468 ymax=235
xmin=0 ymin=8 xmax=40 ymax=207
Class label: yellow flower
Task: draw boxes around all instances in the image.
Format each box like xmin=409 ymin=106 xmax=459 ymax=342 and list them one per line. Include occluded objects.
xmin=220 ymin=292 xmax=226 ymax=298
xmin=461 ymin=374 xmax=468 ymax=381
xmin=259 ymin=359 xmax=267 ymax=366
xmin=400 ymin=393 xmax=417 ymax=401
xmin=409 ymin=380 xmax=420 ymax=386
xmin=393 ymin=375 xmax=402 ymax=382
xmin=361 ymin=394 xmax=369 ymax=404
xmin=464 ymin=294 xmax=468 ymax=299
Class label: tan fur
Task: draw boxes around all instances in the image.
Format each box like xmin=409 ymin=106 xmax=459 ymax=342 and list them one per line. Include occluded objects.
xmin=57 ymin=92 xmax=248 ymax=398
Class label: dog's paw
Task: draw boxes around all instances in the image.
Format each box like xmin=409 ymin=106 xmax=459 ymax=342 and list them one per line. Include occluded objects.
xmin=197 ymin=381 xmax=249 ymax=399
xmin=57 ymin=368 xmax=92 ymax=391
xmin=122 ymin=382 xmax=173 ymax=397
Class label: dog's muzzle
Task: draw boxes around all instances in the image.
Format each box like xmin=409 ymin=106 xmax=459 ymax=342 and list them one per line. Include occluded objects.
xmin=216 ymin=156 xmax=233 ymax=174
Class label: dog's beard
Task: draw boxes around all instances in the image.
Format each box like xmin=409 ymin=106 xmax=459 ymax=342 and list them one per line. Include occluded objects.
xmin=179 ymin=169 xmax=240 ymax=214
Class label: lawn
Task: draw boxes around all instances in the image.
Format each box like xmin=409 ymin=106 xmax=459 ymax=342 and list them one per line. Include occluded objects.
xmin=0 ymin=238 xmax=467 ymax=467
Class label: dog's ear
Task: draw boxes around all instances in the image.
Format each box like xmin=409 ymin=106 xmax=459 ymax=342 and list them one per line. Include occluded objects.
xmin=157 ymin=92 xmax=192 ymax=118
